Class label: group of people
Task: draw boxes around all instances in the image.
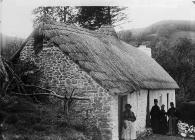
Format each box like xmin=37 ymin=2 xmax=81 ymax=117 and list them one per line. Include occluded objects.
xmin=121 ymin=99 xmax=178 ymax=140
xmin=150 ymin=99 xmax=178 ymax=135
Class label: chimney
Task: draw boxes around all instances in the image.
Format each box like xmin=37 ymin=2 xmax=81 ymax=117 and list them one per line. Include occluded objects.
xmin=97 ymin=25 xmax=118 ymax=38
xmin=138 ymin=45 xmax=151 ymax=57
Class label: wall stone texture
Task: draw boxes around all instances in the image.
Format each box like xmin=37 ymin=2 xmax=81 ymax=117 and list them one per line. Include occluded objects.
xmin=19 ymin=37 xmax=176 ymax=140
xmin=19 ymin=38 xmax=117 ymax=140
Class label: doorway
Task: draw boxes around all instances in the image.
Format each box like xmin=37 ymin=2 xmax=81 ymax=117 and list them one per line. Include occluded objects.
xmin=118 ymin=95 xmax=127 ymax=139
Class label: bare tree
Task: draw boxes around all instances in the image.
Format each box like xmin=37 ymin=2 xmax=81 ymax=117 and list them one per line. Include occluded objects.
xmin=1 ymin=57 xmax=90 ymax=115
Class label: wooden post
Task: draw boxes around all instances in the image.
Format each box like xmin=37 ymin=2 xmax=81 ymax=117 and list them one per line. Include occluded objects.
xmin=146 ymin=90 xmax=150 ymax=127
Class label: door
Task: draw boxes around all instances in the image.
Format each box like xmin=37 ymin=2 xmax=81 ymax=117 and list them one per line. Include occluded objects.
xmin=118 ymin=95 xmax=127 ymax=140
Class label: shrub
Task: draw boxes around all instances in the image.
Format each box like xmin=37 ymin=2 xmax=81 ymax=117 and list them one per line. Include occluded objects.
xmin=5 ymin=114 xmax=18 ymax=124
xmin=177 ymin=102 xmax=195 ymax=125
xmin=32 ymin=124 xmax=49 ymax=132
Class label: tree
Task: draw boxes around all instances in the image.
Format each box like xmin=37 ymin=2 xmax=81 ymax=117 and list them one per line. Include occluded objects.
xmin=32 ymin=6 xmax=128 ymax=30
xmin=153 ymin=38 xmax=195 ymax=100
xmin=1 ymin=35 xmax=23 ymax=60
xmin=1 ymin=56 xmax=90 ymax=115
xmin=172 ymin=38 xmax=194 ymax=97
xmin=76 ymin=6 xmax=128 ymax=30
xmin=117 ymin=30 xmax=132 ymax=43
xmin=32 ymin=7 xmax=56 ymax=27
xmin=108 ymin=6 xmax=128 ymax=25
xmin=32 ymin=6 xmax=76 ymax=27
xmin=54 ymin=6 xmax=77 ymax=23
xmin=76 ymin=6 xmax=106 ymax=30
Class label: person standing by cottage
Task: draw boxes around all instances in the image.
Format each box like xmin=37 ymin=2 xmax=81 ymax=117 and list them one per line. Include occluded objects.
xmin=121 ymin=104 xmax=136 ymax=140
xmin=150 ymin=99 xmax=160 ymax=134
xmin=159 ymin=104 xmax=168 ymax=134
xmin=167 ymin=102 xmax=177 ymax=135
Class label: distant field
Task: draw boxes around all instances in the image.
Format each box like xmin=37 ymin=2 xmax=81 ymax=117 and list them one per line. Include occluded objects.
xmin=170 ymin=31 xmax=195 ymax=43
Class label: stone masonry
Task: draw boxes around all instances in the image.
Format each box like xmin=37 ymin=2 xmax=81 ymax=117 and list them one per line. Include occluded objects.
xmin=19 ymin=37 xmax=117 ymax=140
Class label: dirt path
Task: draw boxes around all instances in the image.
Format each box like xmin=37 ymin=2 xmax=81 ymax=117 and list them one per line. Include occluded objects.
xmin=137 ymin=134 xmax=194 ymax=140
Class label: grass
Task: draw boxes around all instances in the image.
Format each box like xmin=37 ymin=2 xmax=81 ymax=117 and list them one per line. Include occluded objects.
xmin=137 ymin=134 xmax=193 ymax=140
xmin=0 ymin=96 xmax=94 ymax=140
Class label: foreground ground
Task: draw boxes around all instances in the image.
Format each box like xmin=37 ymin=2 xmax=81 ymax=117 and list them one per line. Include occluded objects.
xmin=1 ymin=96 xmax=194 ymax=140
xmin=138 ymin=134 xmax=194 ymax=140
xmin=4 ymin=134 xmax=194 ymax=140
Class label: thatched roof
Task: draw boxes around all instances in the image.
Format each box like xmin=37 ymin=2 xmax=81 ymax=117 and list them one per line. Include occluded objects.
xmin=13 ymin=21 xmax=179 ymax=93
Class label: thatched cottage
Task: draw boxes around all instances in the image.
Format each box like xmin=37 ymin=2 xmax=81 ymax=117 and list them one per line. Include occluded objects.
xmin=12 ymin=21 xmax=179 ymax=140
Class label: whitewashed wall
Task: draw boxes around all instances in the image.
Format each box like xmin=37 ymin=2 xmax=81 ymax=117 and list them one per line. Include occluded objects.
xmin=109 ymin=89 xmax=175 ymax=140
xmin=126 ymin=89 xmax=175 ymax=135
xmin=149 ymin=89 xmax=175 ymax=112
xmin=127 ymin=90 xmax=148 ymax=133
xmin=110 ymin=95 xmax=119 ymax=140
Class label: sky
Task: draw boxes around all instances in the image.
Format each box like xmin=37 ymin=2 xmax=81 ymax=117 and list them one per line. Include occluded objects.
xmin=1 ymin=0 xmax=195 ymax=38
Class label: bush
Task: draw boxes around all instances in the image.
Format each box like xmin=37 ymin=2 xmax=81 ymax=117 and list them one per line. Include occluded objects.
xmin=177 ymin=101 xmax=195 ymax=125
xmin=1 ymin=96 xmax=98 ymax=140
xmin=32 ymin=124 xmax=49 ymax=132
xmin=5 ymin=114 xmax=18 ymax=124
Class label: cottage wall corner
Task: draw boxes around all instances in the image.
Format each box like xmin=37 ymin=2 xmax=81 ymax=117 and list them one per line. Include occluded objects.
xmin=19 ymin=38 xmax=118 ymax=140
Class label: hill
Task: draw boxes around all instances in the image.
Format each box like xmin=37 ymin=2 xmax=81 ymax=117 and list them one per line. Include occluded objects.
xmin=118 ymin=20 xmax=195 ymax=46
xmin=118 ymin=20 xmax=195 ymax=103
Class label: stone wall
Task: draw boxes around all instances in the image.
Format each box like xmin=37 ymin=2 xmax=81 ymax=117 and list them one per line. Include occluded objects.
xmin=19 ymin=38 xmax=118 ymax=140
xmin=19 ymin=37 xmax=176 ymax=140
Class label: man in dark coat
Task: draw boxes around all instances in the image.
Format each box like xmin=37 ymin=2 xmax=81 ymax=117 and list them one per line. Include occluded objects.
xmin=150 ymin=99 xmax=161 ymax=134
xmin=167 ymin=102 xmax=177 ymax=135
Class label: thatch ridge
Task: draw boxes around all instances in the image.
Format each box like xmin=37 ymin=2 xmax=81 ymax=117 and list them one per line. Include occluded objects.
xmin=13 ymin=21 xmax=179 ymax=93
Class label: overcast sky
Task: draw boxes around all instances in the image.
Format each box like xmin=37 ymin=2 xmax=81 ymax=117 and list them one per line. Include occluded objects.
xmin=1 ymin=0 xmax=195 ymax=38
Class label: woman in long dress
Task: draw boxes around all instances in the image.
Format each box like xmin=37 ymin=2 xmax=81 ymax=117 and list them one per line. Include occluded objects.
xmin=159 ymin=104 xmax=168 ymax=134
xmin=167 ymin=102 xmax=177 ymax=135
xmin=121 ymin=104 xmax=136 ymax=140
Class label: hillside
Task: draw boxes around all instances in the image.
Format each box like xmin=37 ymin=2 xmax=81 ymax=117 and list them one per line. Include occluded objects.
xmin=0 ymin=33 xmax=24 ymax=59
xmin=141 ymin=20 xmax=195 ymax=35
xmin=118 ymin=20 xmax=195 ymax=46
xmin=118 ymin=20 xmax=195 ymax=103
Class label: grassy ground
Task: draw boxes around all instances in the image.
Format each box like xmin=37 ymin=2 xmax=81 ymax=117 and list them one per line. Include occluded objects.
xmin=138 ymin=134 xmax=194 ymax=140
xmin=0 ymin=96 xmax=93 ymax=140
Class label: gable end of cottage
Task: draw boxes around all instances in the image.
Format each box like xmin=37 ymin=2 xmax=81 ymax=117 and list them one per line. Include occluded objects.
xmin=19 ymin=37 xmax=119 ymax=140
